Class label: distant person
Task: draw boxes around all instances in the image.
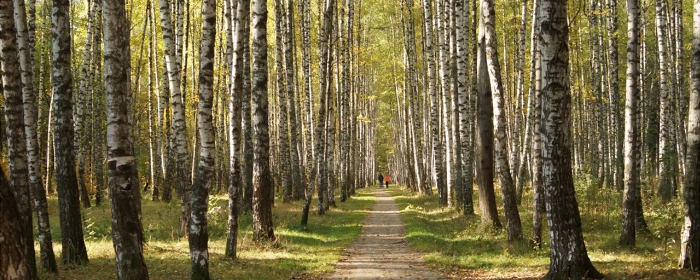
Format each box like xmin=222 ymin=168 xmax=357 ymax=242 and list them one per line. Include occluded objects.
xmin=385 ymin=175 xmax=390 ymax=188
xmin=377 ymin=173 xmax=384 ymax=188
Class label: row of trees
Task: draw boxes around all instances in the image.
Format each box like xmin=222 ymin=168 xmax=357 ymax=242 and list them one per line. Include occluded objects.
xmin=385 ymin=0 xmax=700 ymax=278
xmin=1 ymin=0 xmax=380 ymax=279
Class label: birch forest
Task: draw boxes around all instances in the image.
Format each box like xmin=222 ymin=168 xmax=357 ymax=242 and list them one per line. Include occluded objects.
xmin=2 ymin=0 xmax=700 ymax=279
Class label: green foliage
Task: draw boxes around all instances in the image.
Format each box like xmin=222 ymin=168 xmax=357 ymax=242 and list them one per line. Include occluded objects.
xmin=36 ymin=189 xmax=376 ymax=279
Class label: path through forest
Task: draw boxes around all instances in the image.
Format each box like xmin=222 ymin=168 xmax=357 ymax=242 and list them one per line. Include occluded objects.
xmin=327 ymin=189 xmax=445 ymax=280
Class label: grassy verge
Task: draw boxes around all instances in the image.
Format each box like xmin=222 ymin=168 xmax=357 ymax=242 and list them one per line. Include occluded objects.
xmin=387 ymin=180 xmax=700 ymax=280
xmin=37 ymin=188 xmax=375 ymax=279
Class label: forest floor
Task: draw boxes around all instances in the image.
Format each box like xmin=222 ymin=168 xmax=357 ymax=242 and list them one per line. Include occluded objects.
xmin=327 ymin=188 xmax=445 ymax=280
xmin=35 ymin=188 xmax=376 ymax=279
xmin=387 ymin=178 xmax=700 ymax=280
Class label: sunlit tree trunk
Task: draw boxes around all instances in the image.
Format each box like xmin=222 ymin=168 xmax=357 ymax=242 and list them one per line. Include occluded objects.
xmin=620 ymin=0 xmax=640 ymax=247
xmin=422 ymin=0 xmax=444 ymax=202
xmin=656 ymin=0 xmax=676 ymax=202
xmin=679 ymin=0 xmax=700 ymax=270
xmin=274 ymin=0 xmax=291 ymax=203
xmin=13 ymin=0 xmax=57 ymax=272
xmin=538 ymin=0 xmax=604 ymax=278
xmin=226 ymin=0 xmax=247 ymax=258
xmin=53 ymin=0 xmax=89 ymax=264
xmin=251 ymin=0 xmax=275 ymax=241
xmin=188 ymin=0 xmax=216 ymax=277
xmin=284 ymin=0 xmax=302 ymax=201
xmin=481 ymin=0 xmax=522 ymax=241
xmin=102 ymin=0 xmax=149 ymax=277
xmin=476 ymin=10 xmax=501 ymax=229
xmin=0 ymin=0 xmax=37 ymax=276
xmin=159 ymin=0 xmax=191 ymax=234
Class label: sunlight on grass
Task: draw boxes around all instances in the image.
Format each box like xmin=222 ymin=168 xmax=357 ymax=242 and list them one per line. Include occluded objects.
xmin=387 ymin=180 xmax=700 ymax=280
xmin=35 ymin=189 xmax=375 ymax=279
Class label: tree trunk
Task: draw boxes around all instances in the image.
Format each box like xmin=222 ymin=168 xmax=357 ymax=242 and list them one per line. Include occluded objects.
xmin=656 ymin=0 xmax=676 ymax=202
xmin=456 ymin=0 xmax=473 ymax=216
xmin=538 ymin=0 xmax=603 ymax=278
xmin=620 ymin=0 xmax=640 ymax=247
xmin=159 ymin=0 xmax=191 ymax=234
xmin=225 ymin=0 xmax=245 ymax=259
xmin=422 ymin=0 xmax=444 ymax=203
xmin=0 ymin=0 xmax=37 ymax=276
xmin=76 ymin=0 xmax=96 ymax=209
xmin=13 ymin=0 xmax=58 ymax=272
xmin=275 ymin=0 xmax=292 ymax=203
xmin=481 ymin=0 xmax=523 ymax=241
xmin=188 ymin=0 xmax=216 ymax=277
xmin=53 ymin=0 xmax=90 ymax=264
xmin=679 ymin=0 xmax=700 ymax=270
xmin=0 ymin=168 xmax=32 ymax=280
xmin=251 ymin=0 xmax=275 ymax=241
xmin=103 ymin=0 xmax=149 ymax=277
xmin=476 ymin=13 xmax=501 ymax=229
xmin=284 ymin=0 xmax=302 ymax=201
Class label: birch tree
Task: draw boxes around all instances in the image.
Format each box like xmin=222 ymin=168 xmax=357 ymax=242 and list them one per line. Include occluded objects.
xmin=53 ymin=0 xmax=89 ymax=264
xmin=251 ymin=0 xmax=275 ymax=241
xmin=159 ymin=0 xmax=191 ymax=232
xmin=102 ymin=0 xmax=149 ymax=277
xmin=13 ymin=0 xmax=57 ymax=271
xmin=480 ymin=0 xmax=522 ymax=241
xmin=188 ymin=0 xmax=216 ymax=277
xmin=656 ymin=0 xmax=677 ymax=202
xmin=226 ymin=0 xmax=247 ymax=259
xmin=538 ymin=0 xmax=603 ymax=277
xmin=0 ymin=0 xmax=36 ymax=276
xmin=620 ymin=0 xmax=640 ymax=247
xmin=679 ymin=0 xmax=700 ymax=270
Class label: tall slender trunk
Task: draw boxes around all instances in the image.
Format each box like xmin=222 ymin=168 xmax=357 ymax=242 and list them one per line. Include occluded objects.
xmin=103 ymin=0 xmax=149 ymax=277
xmin=456 ymin=0 xmax=473 ymax=216
xmin=0 ymin=0 xmax=37 ymax=276
xmin=188 ymin=0 xmax=216 ymax=277
xmin=225 ymin=0 xmax=246 ymax=258
xmin=476 ymin=10 xmax=501 ymax=228
xmin=77 ymin=0 xmax=97 ymax=209
xmin=679 ymin=0 xmax=700 ymax=270
xmin=620 ymin=0 xmax=640 ymax=247
xmin=13 ymin=0 xmax=57 ymax=272
xmin=251 ymin=0 xmax=275 ymax=241
xmin=538 ymin=0 xmax=603 ymax=278
xmin=657 ymin=0 xmax=676 ymax=202
xmin=285 ymin=0 xmax=302 ymax=201
xmin=275 ymin=0 xmax=291 ymax=203
xmin=53 ymin=0 xmax=89 ymax=264
xmin=481 ymin=0 xmax=522 ymax=241
xmin=159 ymin=0 xmax=190 ymax=234
xmin=422 ymin=0 xmax=444 ymax=201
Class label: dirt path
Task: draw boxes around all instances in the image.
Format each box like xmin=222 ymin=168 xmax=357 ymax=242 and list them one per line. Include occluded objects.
xmin=327 ymin=188 xmax=446 ymax=280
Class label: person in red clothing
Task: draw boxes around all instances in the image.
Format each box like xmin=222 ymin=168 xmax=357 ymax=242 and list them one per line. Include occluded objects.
xmin=384 ymin=176 xmax=390 ymax=188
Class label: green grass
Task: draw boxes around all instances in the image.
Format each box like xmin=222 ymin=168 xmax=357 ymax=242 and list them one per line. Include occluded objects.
xmin=388 ymin=177 xmax=700 ymax=280
xmin=36 ymin=189 xmax=375 ymax=279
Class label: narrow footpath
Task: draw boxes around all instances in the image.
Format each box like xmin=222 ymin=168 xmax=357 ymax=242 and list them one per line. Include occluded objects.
xmin=328 ymin=188 xmax=445 ymax=280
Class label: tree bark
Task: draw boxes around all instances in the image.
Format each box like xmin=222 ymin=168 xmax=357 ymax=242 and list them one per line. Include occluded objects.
xmin=0 ymin=167 xmax=32 ymax=280
xmin=481 ymin=0 xmax=523 ymax=241
xmin=656 ymin=0 xmax=677 ymax=202
xmin=0 ymin=0 xmax=37 ymax=276
xmin=103 ymin=0 xmax=149 ymax=277
xmin=53 ymin=0 xmax=90 ymax=264
xmin=539 ymin=0 xmax=604 ymax=278
xmin=476 ymin=12 xmax=501 ymax=229
xmin=679 ymin=0 xmax=700 ymax=270
xmin=251 ymin=0 xmax=275 ymax=241
xmin=620 ymin=0 xmax=640 ymax=247
xmin=188 ymin=0 xmax=216 ymax=277
xmin=13 ymin=0 xmax=58 ymax=272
